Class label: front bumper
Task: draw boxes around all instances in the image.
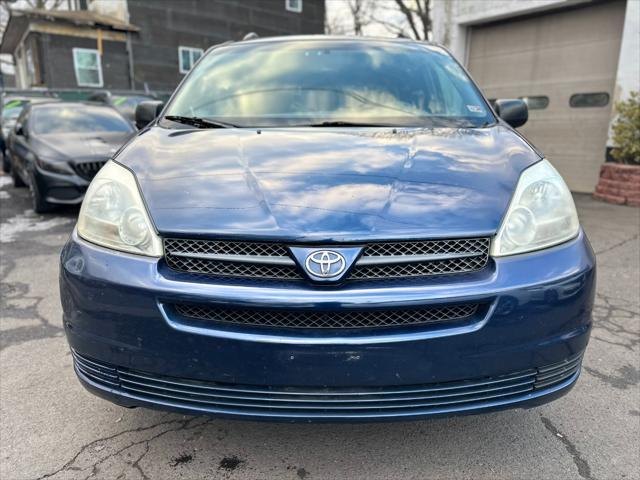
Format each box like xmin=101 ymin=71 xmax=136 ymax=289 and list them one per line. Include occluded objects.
xmin=60 ymin=230 xmax=596 ymax=421
xmin=32 ymin=164 xmax=89 ymax=205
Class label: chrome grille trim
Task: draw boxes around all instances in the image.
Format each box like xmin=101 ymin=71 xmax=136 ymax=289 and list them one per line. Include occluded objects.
xmin=172 ymin=303 xmax=480 ymax=329
xmin=169 ymin=252 xmax=296 ymax=266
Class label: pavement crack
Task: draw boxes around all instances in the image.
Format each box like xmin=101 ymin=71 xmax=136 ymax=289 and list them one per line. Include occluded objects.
xmin=591 ymin=294 xmax=640 ymax=352
xmin=540 ymin=415 xmax=596 ymax=480
xmin=583 ymin=365 xmax=639 ymax=390
xmin=594 ymin=233 xmax=639 ymax=256
xmin=33 ymin=417 xmax=185 ymax=480
xmin=33 ymin=415 xmax=218 ymax=480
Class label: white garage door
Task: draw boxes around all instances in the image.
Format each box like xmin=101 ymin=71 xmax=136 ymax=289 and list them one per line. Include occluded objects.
xmin=467 ymin=0 xmax=626 ymax=192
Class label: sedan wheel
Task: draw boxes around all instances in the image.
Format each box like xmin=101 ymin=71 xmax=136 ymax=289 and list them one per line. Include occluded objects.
xmin=29 ymin=170 xmax=54 ymax=214
xmin=1 ymin=152 xmax=10 ymax=173
xmin=10 ymin=157 xmax=26 ymax=188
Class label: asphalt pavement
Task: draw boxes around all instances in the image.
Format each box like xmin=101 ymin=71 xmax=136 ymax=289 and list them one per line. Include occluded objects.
xmin=1 ymin=172 xmax=638 ymax=480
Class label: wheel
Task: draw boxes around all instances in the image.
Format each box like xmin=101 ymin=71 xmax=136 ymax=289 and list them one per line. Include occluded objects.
xmin=1 ymin=152 xmax=9 ymax=173
xmin=29 ymin=170 xmax=55 ymax=213
xmin=10 ymin=157 xmax=26 ymax=187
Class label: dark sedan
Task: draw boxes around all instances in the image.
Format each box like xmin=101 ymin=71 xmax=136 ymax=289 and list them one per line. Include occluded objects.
xmin=1 ymin=93 xmax=57 ymax=172
xmin=7 ymin=101 xmax=135 ymax=213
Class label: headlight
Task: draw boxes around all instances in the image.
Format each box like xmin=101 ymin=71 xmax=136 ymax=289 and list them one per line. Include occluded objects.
xmin=77 ymin=161 xmax=162 ymax=256
xmin=35 ymin=156 xmax=73 ymax=175
xmin=491 ymin=159 xmax=579 ymax=257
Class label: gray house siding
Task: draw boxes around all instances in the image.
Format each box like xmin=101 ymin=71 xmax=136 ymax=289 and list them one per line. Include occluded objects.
xmin=38 ymin=33 xmax=130 ymax=89
xmin=127 ymin=0 xmax=325 ymax=91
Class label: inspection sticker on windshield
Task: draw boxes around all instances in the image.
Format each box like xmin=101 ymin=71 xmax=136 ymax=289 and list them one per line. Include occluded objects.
xmin=466 ymin=104 xmax=484 ymax=113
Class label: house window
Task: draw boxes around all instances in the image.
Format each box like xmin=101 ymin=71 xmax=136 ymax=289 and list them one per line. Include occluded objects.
xmin=569 ymin=92 xmax=609 ymax=108
xmin=73 ymin=48 xmax=103 ymax=87
xmin=285 ymin=0 xmax=302 ymax=13
xmin=520 ymin=96 xmax=549 ymax=110
xmin=179 ymin=46 xmax=204 ymax=74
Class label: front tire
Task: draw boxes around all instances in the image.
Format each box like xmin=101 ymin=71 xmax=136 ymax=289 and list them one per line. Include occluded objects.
xmin=29 ymin=171 xmax=55 ymax=213
xmin=10 ymin=157 xmax=26 ymax=187
xmin=2 ymin=152 xmax=10 ymax=173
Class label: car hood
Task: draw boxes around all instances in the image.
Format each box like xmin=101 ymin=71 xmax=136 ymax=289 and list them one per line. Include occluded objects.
xmin=117 ymin=125 xmax=540 ymax=241
xmin=34 ymin=132 xmax=133 ymax=162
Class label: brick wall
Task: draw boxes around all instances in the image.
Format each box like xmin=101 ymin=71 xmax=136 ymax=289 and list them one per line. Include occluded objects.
xmin=593 ymin=164 xmax=640 ymax=207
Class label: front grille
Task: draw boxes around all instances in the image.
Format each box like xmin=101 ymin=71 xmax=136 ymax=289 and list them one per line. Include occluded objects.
xmin=352 ymin=237 xmax=490 ymax=279
xmin=173 ymin=303 xmax=480 ymax=329
xmin=164 ymin=238 xmax=301 ymax=280
xmin=73 ymin=160 xmax=107 ymax=181
xmin=163 ymin=237 xmax=490 ymax=281
xmin=72 ymin=351 xmax=582 ymax=419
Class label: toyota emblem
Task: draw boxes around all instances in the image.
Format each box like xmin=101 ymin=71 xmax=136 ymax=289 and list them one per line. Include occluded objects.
xmin=305 ymin=250 xmax=346 ymax=278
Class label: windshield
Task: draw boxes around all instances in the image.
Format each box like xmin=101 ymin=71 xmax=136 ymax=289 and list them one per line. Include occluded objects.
xmin=165 ymin=41 xmax=494 ymax=128
xmin=31 ymin=105 xmax=134 ymax=135
xmin=2 ymin=99 xmax=28 ymax=121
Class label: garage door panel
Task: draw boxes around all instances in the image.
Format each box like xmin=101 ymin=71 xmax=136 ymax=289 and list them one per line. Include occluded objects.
xmin=468 ymin=0 xmax=625 ymax=192
xmin=469 ymin=1 xmax=626 ymax=58
xmin=471 ymin=38 xmax=622 ymax=88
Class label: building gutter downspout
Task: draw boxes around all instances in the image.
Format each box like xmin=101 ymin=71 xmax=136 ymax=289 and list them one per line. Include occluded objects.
xmin=126 ymin=30 xmax=134 ymax=90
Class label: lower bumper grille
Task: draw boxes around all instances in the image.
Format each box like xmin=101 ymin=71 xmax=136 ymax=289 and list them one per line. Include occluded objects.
xmin=172 ymin=303 xmax=480 ymax=329
xmin=73 ymin=351 xmax=582 ymax=419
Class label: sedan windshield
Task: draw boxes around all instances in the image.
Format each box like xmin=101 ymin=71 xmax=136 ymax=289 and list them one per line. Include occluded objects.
xmin=165 ymin=40 xmax=495 ymax=128
xmin=31 ymin=105 xmax=134 ymax=134
xmin=2 ymin=99 xmax=28 ymax=120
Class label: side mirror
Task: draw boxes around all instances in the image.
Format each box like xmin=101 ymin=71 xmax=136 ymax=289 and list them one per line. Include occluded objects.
xmin=135 ymin=100 xmax=164 ymax=129
xmin=15 ymin=124 xmax=24 ymax=136
xmin=494 ymin=99 xmax=528 ymax=128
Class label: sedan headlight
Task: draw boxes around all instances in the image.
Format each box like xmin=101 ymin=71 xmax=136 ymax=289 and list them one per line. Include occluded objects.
xmin=35 ymin=156 xmax=74 ymax=175
xmin=77 ymin=161 xmax=162 ymax=256
xmin=491 ymin=159 xmax=579 ymax=257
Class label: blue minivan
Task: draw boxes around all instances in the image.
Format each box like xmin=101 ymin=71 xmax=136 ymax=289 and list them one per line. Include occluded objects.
xmin=60 ymin=36 xmax=595 ymax=421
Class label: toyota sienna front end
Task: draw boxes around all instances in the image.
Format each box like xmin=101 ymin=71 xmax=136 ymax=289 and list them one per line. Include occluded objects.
xmin=60 ymin=37 xmax=595 ymax=421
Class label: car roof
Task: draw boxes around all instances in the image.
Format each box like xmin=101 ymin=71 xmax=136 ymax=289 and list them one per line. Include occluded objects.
xmin=235 ymin=35 xmax=440 ymax=47
xmin=29 ymin=100 xmax=117 ymax=109
xmin=2 ymin=96 xmax=57 ymax=104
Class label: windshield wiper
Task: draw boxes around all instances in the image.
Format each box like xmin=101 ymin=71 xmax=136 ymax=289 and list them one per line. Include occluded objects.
xmin=305 ymin=120 xmax=399 ymax=128
xmin=164 ymin=115 xmax=237 ymax=129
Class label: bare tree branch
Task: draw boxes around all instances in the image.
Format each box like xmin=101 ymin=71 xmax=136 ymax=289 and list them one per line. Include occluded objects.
xmin=393 ymin=0 xmax=421 ymax=39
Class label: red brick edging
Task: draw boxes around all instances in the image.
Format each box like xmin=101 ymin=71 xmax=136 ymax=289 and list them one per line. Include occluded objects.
xmin=593 ymin=164 xmax=640 ymax=207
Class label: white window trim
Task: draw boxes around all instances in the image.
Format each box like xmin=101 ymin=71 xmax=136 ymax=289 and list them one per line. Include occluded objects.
xmin=285 ymin=0 xmax=302 ymax=13
xmin=73 ymin=48 xmax=103 ymax=87
xmin=178 ymin=46 xmax=204 ymax=74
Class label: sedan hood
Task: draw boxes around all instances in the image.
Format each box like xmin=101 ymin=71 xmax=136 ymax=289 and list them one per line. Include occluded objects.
xmin=117 ymin=126 xmax=540 ymax=241
xmin=34 ymin=132 xmax=133 ymax=162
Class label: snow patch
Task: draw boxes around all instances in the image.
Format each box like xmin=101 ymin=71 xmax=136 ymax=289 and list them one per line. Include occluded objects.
xmin=0 ymin=209 xmax=73 ymax=243
xmin=0 ymin=176 xmax=12 ymax=188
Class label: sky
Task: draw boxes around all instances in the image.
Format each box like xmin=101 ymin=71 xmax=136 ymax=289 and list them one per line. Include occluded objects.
xmin=325 ymin=0 xmax=408 ymax=37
